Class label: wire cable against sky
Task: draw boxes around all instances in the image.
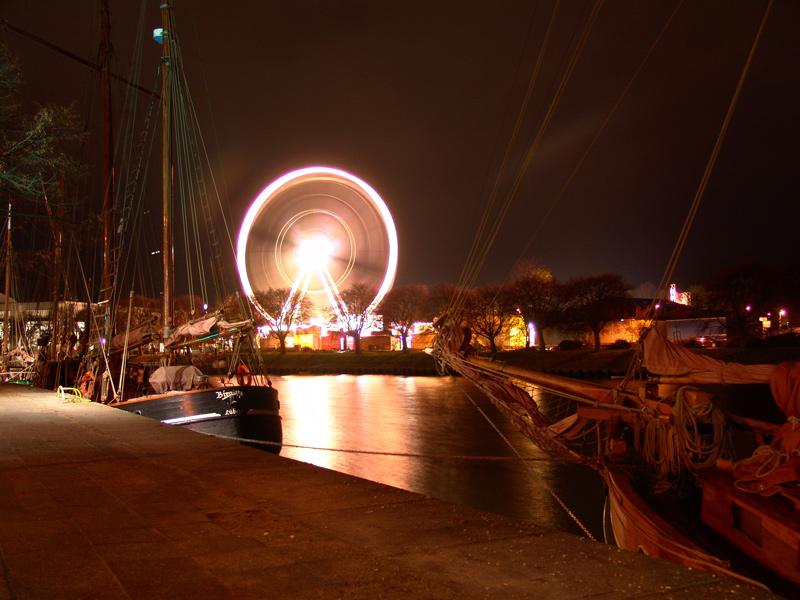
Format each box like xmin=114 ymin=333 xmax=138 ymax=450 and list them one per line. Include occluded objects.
xmin=649 ymin=0 xmax=774 ymax=321
xmin=450 ymin=0 xmax=603 ymax=319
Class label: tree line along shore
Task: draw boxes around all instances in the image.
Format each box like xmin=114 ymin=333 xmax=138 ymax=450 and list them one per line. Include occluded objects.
xmin=259 ymin=345 xmax=800 ymax=377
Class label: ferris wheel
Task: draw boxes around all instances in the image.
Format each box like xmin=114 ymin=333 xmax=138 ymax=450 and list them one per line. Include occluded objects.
xmin=236 ymin=167 xmax=398 ymax=320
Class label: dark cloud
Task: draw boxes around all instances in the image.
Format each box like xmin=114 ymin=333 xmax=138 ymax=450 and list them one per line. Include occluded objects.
xmin=4 ymin=0 xmax=798 ymax=292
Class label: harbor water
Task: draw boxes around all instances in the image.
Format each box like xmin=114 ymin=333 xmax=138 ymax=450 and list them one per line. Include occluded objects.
xmin=275 ymin=374 xmax=606 ymax=541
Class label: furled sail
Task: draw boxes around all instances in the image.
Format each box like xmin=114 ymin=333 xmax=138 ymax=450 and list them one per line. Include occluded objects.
xmin=165 ymin=314 xmax=252 ymax=348
xmin=642 ymin=327 xmax=775 ymax=384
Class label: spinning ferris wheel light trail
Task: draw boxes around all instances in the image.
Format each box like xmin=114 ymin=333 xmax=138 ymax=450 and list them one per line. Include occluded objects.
xmin=237 ymin=167 xmax=398 ymax=323
xmin=289 ymin=233 xmax=342 ymax=319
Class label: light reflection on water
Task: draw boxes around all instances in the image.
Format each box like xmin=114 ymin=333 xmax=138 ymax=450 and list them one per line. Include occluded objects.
xmin=275 ymin=374 xmax=606 ymax=540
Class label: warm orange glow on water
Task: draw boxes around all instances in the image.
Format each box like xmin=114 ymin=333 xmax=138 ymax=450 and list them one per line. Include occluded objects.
xmin=275 ymin=374 xmax=605 ymax=538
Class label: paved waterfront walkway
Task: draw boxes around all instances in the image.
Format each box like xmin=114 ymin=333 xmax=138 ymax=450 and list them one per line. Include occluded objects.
xmin=0 ymin=383 xmax=781 ymax=599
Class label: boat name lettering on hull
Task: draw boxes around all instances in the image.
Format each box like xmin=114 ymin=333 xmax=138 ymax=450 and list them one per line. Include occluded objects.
xmin=215 ymin=389 xmax=245 ymax=402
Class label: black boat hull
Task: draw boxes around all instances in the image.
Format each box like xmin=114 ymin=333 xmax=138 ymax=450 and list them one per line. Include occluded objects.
xmin=111 ymin=385 xmax=282 ymax=454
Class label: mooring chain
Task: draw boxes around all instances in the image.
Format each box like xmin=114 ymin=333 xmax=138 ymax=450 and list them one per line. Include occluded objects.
xmin=450 ymin=375 xmax=597 ymax=542
xmin=203 ymin=433 xmax=557 ymax=462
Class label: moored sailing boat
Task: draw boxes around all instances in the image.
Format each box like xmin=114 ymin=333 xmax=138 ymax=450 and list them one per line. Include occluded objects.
xmin=108 ymin=313 xmax=282 ymax=452
xmin=434 ymin=320 xmax=799 ymax=594
xmin=432 ymin=0 xmax=798 ymax=595
xmin=77 ymin=2 xmax=281 ymax=452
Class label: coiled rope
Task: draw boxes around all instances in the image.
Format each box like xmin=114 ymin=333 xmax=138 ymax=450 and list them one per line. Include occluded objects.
xmin=636 ymin=386 xmax=727 ymax=492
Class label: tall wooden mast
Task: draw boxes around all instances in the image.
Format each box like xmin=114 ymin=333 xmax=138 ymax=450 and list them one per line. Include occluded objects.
xmin=159 ymin=2 xmax=173 ymax=345
xmin=49 ymin=174 xmax=64 ymax=362
xmin=100 ymin=0 xmax=115 ymax=311
xmin=2 ymin=202 xmax=10 ymax=365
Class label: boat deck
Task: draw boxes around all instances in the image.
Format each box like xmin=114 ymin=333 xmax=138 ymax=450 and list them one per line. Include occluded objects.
xmin=0 ymin=383 xmax=784 ymax=599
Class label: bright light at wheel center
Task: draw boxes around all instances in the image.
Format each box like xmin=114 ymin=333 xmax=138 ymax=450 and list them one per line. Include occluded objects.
xmin=296 ymin=235 xmax=334 ymax=271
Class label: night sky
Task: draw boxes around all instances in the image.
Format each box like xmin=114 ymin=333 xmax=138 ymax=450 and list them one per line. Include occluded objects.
xmin=4 ymin=1 xmax=799 ymax=294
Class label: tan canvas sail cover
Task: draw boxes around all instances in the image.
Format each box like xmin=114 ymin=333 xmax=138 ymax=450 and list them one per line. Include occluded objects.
xmin=149 ymin=365 xmax=204 ymax=394
xmin=642 ymin=328 xmax=774 ymax=384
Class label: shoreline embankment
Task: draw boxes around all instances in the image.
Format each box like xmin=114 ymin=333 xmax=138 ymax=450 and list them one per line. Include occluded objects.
xmin=259 ymin=345 xmax=800 ymax=377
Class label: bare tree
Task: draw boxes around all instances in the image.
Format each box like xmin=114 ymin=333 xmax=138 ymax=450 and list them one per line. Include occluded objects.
xmin=428 ymin=282 xmax=461 ymax=319
xmin=378 ymin=284 xmax=430 ymax=352
xmin=253 ymin=288 xmax=314 ymax=353
xmin=563 ymin=273 xmax=633 ymax=351
xmin=508 ymin=263 xmax=561 ymax=350
xmin=776 ymin=262 xmax=800 ymax=334
xmin=2 ymin=44 xmax=85 ymax=302
xmin=173 ymin=295 xmax=206 ymax=326
xmin=328 ymin=283 xmax=377 ymax=355
xmin=1 ymin=45 xmax=84 ymax=200
xmin=707 ymin=260 xmax=777 ymax=348
xmin=464 ymin=284 xmax=515 ymax=354
xmin=216 ymin=292 xmax=250 ymax=322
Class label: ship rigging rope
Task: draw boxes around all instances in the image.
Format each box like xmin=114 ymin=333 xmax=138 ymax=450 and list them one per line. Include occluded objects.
xmin=450 ymin=375 xmax=598 ymax=541
xmin=648 ymin=0 xmax=773 ymax=320
xmin=114 ymin=68 xmax=162 ymax=308
xmin=448 ymin=0 xmax=603 ymax=319
xmin=500 ymin=0 xmax=685 ymax=292
xmin=117 ymin=4 xmax=163 ymax=304
xmin=185 ymin=5 xmax=240 ymax=266
xmin=164 ymin=10 xmax=237 ymax=308
xmin=106 ymin=5 xmax=237 ymax=313
xmin=95 ymin=0 xmax=154 ymax=317
xmin=453 ymin=0 xmax=563 ymax=307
